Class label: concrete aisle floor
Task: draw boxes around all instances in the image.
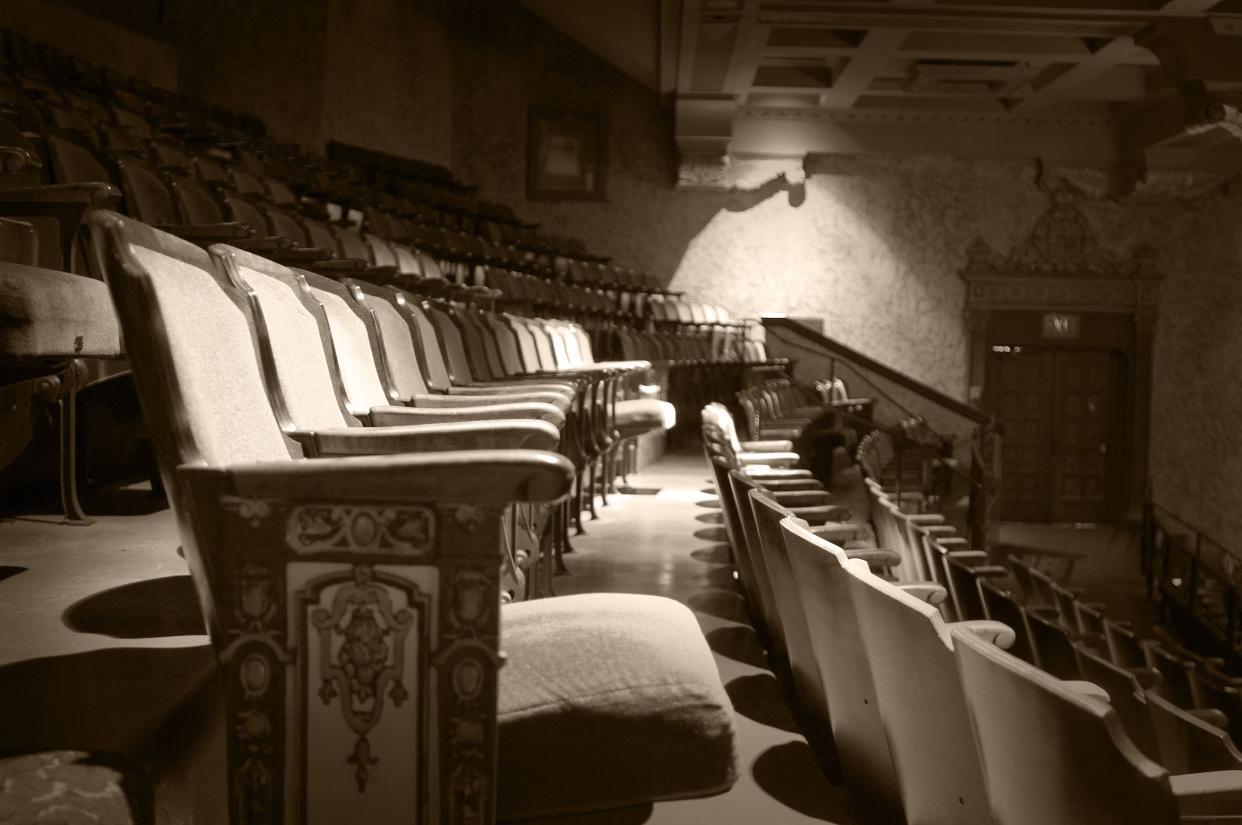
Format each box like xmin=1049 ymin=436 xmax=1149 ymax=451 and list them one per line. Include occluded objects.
xmin=545 ymin=449 xmax=853 ymax=825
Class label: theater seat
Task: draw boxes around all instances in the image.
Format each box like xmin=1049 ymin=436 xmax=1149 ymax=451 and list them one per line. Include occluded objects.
xmin=497 ymin=593 xmax=737 ymax=820
xmin=613 ymin=396 xmax=676 ymax=437
xmin=0 ymin=262 xmax=121 ymax=357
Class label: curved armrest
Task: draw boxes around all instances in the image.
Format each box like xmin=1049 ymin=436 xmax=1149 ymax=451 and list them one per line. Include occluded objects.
xmin=1130 ymin=667 xmax=1163 ymax=692
xmin=159 ymin=221 xmax=254 ymax=242
xmin=770 ymin=489 xmax=832 ymax=507
xmin=742 ymin=466 xmax=813 ymax=479
xmin=296 ymin=420 xmax=560 ymax=455
xmin=1062 ymin=680 xmax=1111 ymax=704
xmin=1169 ymin=770 xmax=1242 ymax=817
xmin=844 ymin=548 xmax=902 ymax=568
xmin=0 ymin=182 xmax=121 ymax=206
xmin=951 ymin=620 xmax=1016 ymax=650
xmin=738 ymin=451 xmax=800 ymax=467
xmin=961 ymin=564 xmax=1012 ymax=579
xmin=1186 ymin=708 xmax=1231 ymax=730
xmin=0 ymin=144 xmax=39 ymax=173
xmin=742 ymin=439 xmax=795 ymax=451
xmin=451 ymin=383 xmax=575 ymax=399
xmin=412 ymin=392 xmax=570 ymax=412
xmin=897 ymin=582 xmax=947 ymax=605
xmin=757 ymin=478 xmax=825 ymax=492
xmin=790 ymin=504 xmax=851 ymax=525
xmin=813 ymin=522 xmax=871 ymax=542
xmin=372 ymin=402 xmax=563 ymax=428
xmin=178 ymin=448 xmax=574 ymax=505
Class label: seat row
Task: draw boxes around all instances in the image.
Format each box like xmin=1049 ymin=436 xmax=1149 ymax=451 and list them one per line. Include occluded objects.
xmin=5 ymin=210 xmax=742 ymax=824
xmin=701 ymin=401 xmax=1242 ymax=823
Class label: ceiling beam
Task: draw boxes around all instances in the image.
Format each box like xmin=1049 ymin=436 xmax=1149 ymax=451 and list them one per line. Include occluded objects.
xmin=1011 ymin=36 xmax=1139 ymax=111
xmin=723 ymin=0 xmax=762 ymax=94
xmin=819 ymin=29 xmax=907 ymax=109
xmin=754 ymin=9 xmax=1140 ymax=39
xmin=1137 ymin=18 xmax=1242 ymax=85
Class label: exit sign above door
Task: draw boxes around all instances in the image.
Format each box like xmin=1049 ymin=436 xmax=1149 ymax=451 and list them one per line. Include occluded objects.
xmin=1042 ymin=313 xmax=1081 ymax=339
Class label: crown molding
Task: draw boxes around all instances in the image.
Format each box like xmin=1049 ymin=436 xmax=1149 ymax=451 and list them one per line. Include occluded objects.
xmin=735 ymin=106 xmax=1114 ymax=128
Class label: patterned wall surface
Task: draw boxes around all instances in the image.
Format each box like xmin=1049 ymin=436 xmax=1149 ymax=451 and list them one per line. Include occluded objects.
xmin=1143 ymin=198 xmax=1242 ymax=553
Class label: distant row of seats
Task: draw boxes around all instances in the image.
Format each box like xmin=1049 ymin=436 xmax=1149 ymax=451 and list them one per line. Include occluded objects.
xmin=702 ymin=401 xmax=1242 ymax=823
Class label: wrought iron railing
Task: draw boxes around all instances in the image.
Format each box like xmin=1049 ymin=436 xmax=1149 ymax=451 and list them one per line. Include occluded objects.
xmin=1143 ymin=501 xmax=1241 ymax=669
xmin=761 ymin=315 xmax=1000 ymax=548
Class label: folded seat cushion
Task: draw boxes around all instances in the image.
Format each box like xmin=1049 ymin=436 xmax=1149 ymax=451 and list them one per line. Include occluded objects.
xmin=497 ymin=593 xmax=737 ymax=820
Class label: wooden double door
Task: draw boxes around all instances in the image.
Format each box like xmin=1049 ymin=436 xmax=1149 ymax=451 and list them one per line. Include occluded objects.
xmin=987 ymin=348 xmax=1122 ymax=523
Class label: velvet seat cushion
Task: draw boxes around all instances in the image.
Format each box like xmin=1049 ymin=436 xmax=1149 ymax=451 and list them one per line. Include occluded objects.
xmin=614 ymin=398 xmax=676 ymax=435
xmin=497 ymin=593 xmax=738 ymax=821
xmin=0 ymin=264 xmax=123 ymax=359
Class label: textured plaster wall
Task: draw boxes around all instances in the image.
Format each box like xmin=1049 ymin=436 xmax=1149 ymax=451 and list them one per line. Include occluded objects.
xmin=448 ymin=0 xmax=733 ymax=279
xmin=321 ymin=0 xmax=453 ymax=166
xmin=172 ymin=0 xmax=328 ymax=149
xmin=1144 ymin=197 xmax=1242 ymax=552
xmin=0 ymin=0 xmax=176 ymax=88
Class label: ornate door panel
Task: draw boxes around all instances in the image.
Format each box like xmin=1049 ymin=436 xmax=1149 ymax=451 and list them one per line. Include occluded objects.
xmin=989 ymin=351 xmax=1053 ymax=522
xmin=1050 ymin=351 xmax=1116 ymax=523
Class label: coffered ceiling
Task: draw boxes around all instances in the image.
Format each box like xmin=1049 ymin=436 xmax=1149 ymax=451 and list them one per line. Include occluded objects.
xmin=665 ymin=0 xmax=1242 ymax=187
xmin=522 ymin=0 xmax=1242 ymax=190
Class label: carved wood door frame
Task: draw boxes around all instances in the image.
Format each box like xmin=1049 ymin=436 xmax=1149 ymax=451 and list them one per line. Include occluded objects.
xmin=960 ymin=192 xmax=1161 ymax=523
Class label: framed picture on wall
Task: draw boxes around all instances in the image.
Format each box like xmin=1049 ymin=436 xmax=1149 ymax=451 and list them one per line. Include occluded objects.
xmin=526 ymin=107 xmax=607 ymax=201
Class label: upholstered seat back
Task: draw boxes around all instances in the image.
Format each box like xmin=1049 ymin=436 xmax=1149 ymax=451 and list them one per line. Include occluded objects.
xmin=724 ymin=470 xmax=784 ymax=655
xmin=781 ymin=517 xmax=905 ymax=825
xmin=223 ymin=249 xmax=355 ymax=431
xmin=93 ymin=212 xmax=293 ymax=479
xmin=348 ymin=282 xmax=432 ymax=398
xmin=951 ymin=626 xmax=1178 ymax=825
xmin=484 ymin=312 xmax=527 ymax=376
xmin=396 ymin=299 xmax=454 ymax=391
xmin=748 ymin=490 xmax=833 ymax=754
xmin=422 ymin=302 xmax=477 ymax=385
xmin=848 ymin=564 xmax=992 ymax=825
xmin=299 ymin=272 xmax=392 ymax=416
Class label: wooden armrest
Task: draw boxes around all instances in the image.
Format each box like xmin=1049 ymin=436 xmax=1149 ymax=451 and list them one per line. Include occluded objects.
xmin=371 ymin=402 xmax=564 ymax=427
xmin=844 ymin=548 xmax=902 ymax=568
xmin=178 ymin=448 xmax=575 ymax=505
xmin=450 ymin=383 xmax=576 ymax=398
xmin=938 ymin=538 xmax=972 ymax=547
xmin=0 ymin=144 xmax=39 ymax=172
xmin=922 ymin=525 xmax=958 ymax=534
xmin=296 ymin=420 xmax=560 ymax=455
xmin=1062 ymin=680 xmax=1111 ymax=704
xmin=231 ymin=235 xmax=295 ymax=252
xmin=944 ymin=549 xmax=986 ymax=558
xmin=770 ymin=489 xmax=832 ymax=507
xmin=1169 ymin=770 xmax=1242 ymax=817
xmin=963 ymin=564 xmax=1012 ymax=578
xmin=741 ymin=466 xmax=813 ymax=479
xmin=907 ymin=514 xmax=946 ymax=524
xmin=788 ymin=504 xmax=852 ymax=525
xmin=415 ymin=391 xmax=570 ymax=408
xmin=897 ymin=582 xmax=947 ymax=605
xmin=950 ymin=620 xmax=1016 ymax=650
xmin=757 ymin=478 xmax=826 ymax=492
xmin=1187 ymin=708 xmax=1231 ymax=730
xmin=159 ymin=222 xmax=255 ymax=242
xmin=0 ymin=182 xmax=121 ymax=206
xmin=1130 ymin=667 xmax=1163 ymax=691
xmin=813 ymin=523 xmax=870 ymax=542
xmin=742 ymin=439 xmax=794 ymax=451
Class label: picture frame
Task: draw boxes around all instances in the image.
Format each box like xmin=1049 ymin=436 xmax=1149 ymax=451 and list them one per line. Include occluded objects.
xmin=526 ymin=107 xmax=607 ymax=201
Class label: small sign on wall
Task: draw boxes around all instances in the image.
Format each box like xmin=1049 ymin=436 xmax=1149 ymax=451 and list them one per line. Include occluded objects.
xmin=1042 ymin=312 xmax=1081 ymax=339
